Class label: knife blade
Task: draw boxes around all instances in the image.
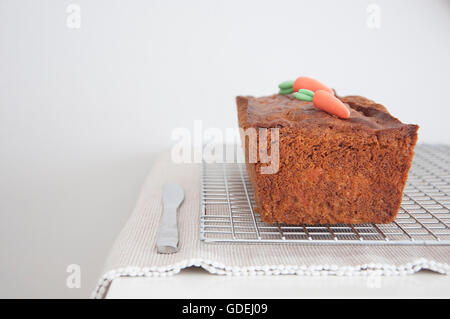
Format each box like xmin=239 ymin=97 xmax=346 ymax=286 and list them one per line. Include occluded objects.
xmin=156 ymin=183 xmax=184 ymax=254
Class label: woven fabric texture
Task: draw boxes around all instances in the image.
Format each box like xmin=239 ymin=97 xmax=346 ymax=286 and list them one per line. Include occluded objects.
xmin=92 ymin=152 xmax=450 ymax=299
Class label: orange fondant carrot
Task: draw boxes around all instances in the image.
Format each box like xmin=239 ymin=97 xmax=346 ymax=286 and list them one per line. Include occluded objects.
xmin=313 ymin=90 xmax=350 ymax=119
xmin=293 ymin=76 xmax=334 ymax=95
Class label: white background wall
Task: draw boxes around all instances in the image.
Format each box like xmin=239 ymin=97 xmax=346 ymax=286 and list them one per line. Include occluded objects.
xmin=0 ymin=0 xmax=449 ymax=298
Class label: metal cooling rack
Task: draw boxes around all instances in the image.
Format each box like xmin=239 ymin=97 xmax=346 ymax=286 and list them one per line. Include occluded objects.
xmin=200 ymin=144 xmax=450 ymax=245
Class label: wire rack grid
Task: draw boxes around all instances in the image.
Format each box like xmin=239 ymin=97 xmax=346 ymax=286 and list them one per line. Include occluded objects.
xmin=200 ymin=144 xmax=450 ymax=245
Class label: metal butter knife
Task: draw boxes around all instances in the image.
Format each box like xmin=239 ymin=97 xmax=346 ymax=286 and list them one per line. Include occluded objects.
xmin=156 ymin=183 xmax=185 ymax=254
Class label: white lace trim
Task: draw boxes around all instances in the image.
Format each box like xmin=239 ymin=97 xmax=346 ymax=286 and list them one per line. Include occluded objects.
xmin=91 ymin=258 xmax=450 ymax=299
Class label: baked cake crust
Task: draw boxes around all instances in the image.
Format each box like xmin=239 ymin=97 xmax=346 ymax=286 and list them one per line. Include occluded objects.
xmin=237 ymin=94 xmax=418 ymax=224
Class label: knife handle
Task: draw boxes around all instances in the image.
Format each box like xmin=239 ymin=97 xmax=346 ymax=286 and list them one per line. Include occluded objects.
xmin=156 ymin=204 xmax=179 ymax=254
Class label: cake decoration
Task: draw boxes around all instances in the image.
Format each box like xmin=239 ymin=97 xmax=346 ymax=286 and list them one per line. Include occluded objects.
xmin=278 ymin=80 xmax=294 ymax=95
xmin=310 ymin=90 xmax=350 ymax=119
xmin=293 ymin=89 xmax=314 ymax=102
xmin=278 ymin=76 xmax=334 ymax=95
xmin=293 ymin=76 xmax=334 ymax=95
xmin=278 ymin=87 xmax=293 ymax=95
xmin=278 ymin=76 xmax=350 ymax=119
xmin=278 ymin=80 xmax=295 ymax=89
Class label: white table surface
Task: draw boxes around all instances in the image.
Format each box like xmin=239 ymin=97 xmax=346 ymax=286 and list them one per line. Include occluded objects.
xmin=106 ymin=267 xmax=450 ymax=299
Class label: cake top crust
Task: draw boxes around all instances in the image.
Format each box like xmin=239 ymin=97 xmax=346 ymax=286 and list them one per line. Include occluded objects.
xmin=237 ymin=94 xmax=414 ymax=131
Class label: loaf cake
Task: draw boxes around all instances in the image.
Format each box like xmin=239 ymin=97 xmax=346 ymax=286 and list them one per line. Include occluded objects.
xmin=236 ymin=93 xmax=418 ymax=224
